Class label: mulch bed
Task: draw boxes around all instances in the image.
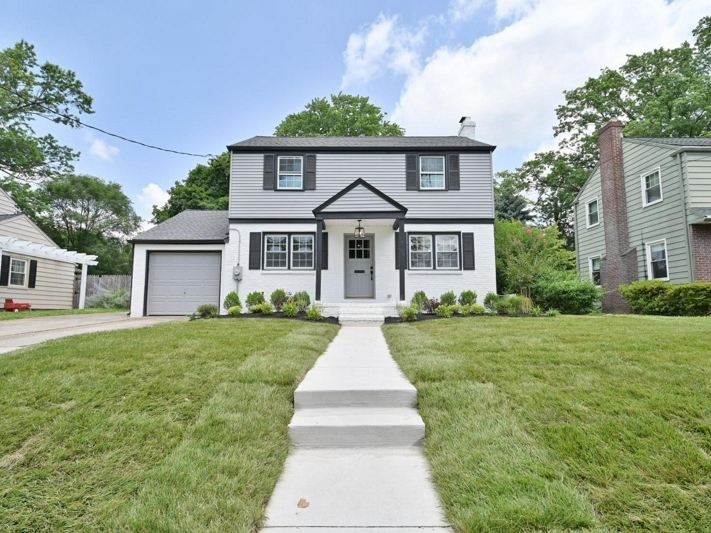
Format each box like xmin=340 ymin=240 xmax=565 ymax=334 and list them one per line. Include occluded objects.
xmin=217 ymin=311 xmax=340 ymax=325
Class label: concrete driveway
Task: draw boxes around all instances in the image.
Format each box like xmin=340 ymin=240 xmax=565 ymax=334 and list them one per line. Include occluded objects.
xmin=0 ymin=313 xmax=185 ymax=354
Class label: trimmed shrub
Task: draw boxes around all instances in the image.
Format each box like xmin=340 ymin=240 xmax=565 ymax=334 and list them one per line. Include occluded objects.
xmin=621 ymin=280 xmax=711 ymax=316
xmin=223 ymin=290 xmax=241 ymax=311
xmin=293 ymin=291 xmax=311 ymax=311
xmin=250 ymin=302 xmax=274 ymax=315
xmin=483 ymin=292 xmax=501 ymax=312
xmin=306 ymin=305 xmax=323 ymax=321
xmin=270 ymin=288 xmax=288 ymax=310
xmin=620 ymin=280 xmax=672 ymax=314
xmin=458 ymin=290 xmax=477 ymax=306
xmin=282 ymin=300 xmax=299 ymax=317
xmin=493 ymin=298 xmax=512 ymax=316
xmin=196 ymin=303 xmax=218 ymax=319
xmin=227 ymin=305 xmax=242 ymax=316
xmin=435 ymin=304 xmax=460 ymax=318
xmin=461 ymin=303 xmax=486 ymax=316
xmin=402 ymin=305 xmax=419 ymax=322
xmin=87 ymin=289 xmax=130 ymax=309
xmin=531 ymin=276 xmax=601 ymax=315
xmin=440 ymin=290 xmax=457 ymax=306
xmin=411 ymin=290 xmax=428 ymax=311
xmin=246 ymin=291 xmax=265 ymax=309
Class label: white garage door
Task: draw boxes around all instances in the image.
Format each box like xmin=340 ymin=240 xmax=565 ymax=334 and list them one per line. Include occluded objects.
xmin=147 ymin=253 xmax=221 ymax=315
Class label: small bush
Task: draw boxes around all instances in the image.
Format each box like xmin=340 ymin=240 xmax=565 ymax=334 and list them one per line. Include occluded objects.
xmin=531 ymin=277 xmax=601 ymax=315
xmin=425 ymin=298 xmax=441 ymax=314
xmin=520 ymin=296 xmax=533 ymax=315
xmin=620 ymin=280 xmax=672 ymax=314
xmin=544 ymin=308 xmax=561 ymax=317
xmin=293 ymin=291 xmax=311 ymax=311
xmin=223 ymin=291 xmax=241 ymax=311
xmin=530 ymin=306 xmax=543 ymax=317
xmin=196 ymin=303 xmax=218 ymax=319
xmin=484 ymin=292 xmax=501 ymax=312
xmin=411 ymin=290 xmax=428 ymax=311
xmin=246 ymin=291 xmax=265 ymax=309
xmin=227 ymin=305 xmax=242 ymax=316
xmin=435 ymin=304 xmax=459 ymax=318
xmin=306 ymin=305 xmax=323 ymax=321
xmin=250 ymin=302 xmax=274 ymax=315
xmin=282 ymin=300 xmax=299 ymax=317
xmin=270 ymin=288 xmax=288 ymax=310
xmin=493 ymin=298 xmax=512 ymax=316
xmin=402 ymin=305 xmax=419 ymax=322
xmin=440 ymin=290 xmax=457 ymax=306
xmin=621 ymin=280 xmax=711 ymax=316
xmin=87 ymin=289 xmax=131 ymax=309
xmin=461 ymin=303 xmax=486 ymax=316
xmin=507 ymin=295 xmax=523 ymax=317
xmin=458 ymin=290 xmax=477 ymax=306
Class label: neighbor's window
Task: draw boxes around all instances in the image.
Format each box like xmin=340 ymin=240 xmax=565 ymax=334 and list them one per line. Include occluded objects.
xmin=589 ymin=256 xmax=601 ymax=285
xmin=277 ymin=156 xmax=303 ymax=189
xmin=9 ymin=258 xmax=27 ymax=287
xmin=646 ymin=240 xmax=669 ymax=280
xmin=409 ymin=235 xmax=433 ymax=268
xmin=587 ymin=199 xmax=599 ymax=227
xmin=436 ymin=235 xmax=459 ymax=269
xmin=642 ymin=169 xmax=662 ymax=206
xmin=420 ymin=156 xmax=445 ymax=189
xmin=265 ymin=235 xmax=288 ymax=268
xmin=291 ymin=235 xmax=314 ymax=269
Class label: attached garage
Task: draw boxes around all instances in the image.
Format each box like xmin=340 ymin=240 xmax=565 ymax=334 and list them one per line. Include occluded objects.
xmin=146 ymin=252 xmax=221 ymax=315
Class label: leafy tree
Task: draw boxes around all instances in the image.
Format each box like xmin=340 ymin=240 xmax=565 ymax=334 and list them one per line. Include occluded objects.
xmin=275 ymin=93 xmax=404 ymax=137
xmin=494 ymin=171 xmax=533 ymax=223
xmin=151 ymin=152 xmax=230 ymax=223
xmin=0 ymin=40 xmax=93 ymax=181
xmin=36 ymin=174 xmax=141 ymax=274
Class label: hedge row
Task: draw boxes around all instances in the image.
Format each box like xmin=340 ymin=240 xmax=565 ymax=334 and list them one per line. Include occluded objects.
xmin=620 ymin=280 xmax=711 ymax=316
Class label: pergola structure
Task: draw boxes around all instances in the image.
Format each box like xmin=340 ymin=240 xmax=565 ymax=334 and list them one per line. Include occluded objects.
xmin=0 ymin=236 xmax=98 ymax=309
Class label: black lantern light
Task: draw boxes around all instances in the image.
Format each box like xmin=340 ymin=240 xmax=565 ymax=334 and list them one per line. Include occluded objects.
xmin=354 ymin=219 xmax=365 ymax=239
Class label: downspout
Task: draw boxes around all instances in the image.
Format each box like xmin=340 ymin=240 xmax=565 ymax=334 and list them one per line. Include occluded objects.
xmin=677 ymin=151 xmax=694 ymax=282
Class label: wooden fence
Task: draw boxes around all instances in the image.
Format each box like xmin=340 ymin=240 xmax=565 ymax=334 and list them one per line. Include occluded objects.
xmin=73 ymin=274 xmax=132 ymax=308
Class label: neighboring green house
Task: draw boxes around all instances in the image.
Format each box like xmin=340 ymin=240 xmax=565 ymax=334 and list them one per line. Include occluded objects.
xmin=573 ymin=120 xmax=711 ymax=312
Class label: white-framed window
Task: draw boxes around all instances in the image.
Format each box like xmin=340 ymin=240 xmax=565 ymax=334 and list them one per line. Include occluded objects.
xmin=646 ymin=240 xmax=669 ymax=280
xmin=277 ymin=156 xmax=303 ymax=190
xmin=586 ymin=198 xmax=599 ymax=228
xmin=9 ymin=258 xmax=27 ymax=287
xmin=265 ymin=235 xmax=288 ymax=269
xmin=420 ymin=156 xmax=445 ymax=190
xmin=291 ymin=235 xmax=314 ymax=269
xmin=641 ymin=168 xmax=663 ymax=206
xmin=409 ymin=233 xmax=460 ymax=270
xmin=589 ymin=256 xmax=601 ymax=285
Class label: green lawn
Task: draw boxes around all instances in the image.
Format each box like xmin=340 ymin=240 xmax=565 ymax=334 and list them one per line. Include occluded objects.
xmin=0 ymin=308 xmax=120 ymax=320
xmin=0 ymin=319 xmax=338 ymax=532
xmin=383 ymin=315 xmax=711 ymax=532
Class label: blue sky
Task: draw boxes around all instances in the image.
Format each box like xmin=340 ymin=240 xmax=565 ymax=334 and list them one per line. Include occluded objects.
xmin=2 ymin=0 xmax=706 ymax=223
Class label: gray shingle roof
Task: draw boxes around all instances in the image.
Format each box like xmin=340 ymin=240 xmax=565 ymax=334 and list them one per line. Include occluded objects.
xmin=228 ymin=135 xmax=495 ymax=150
xmin=131 ymin=210 xmax=228 ymax=243
xmin=628 ymin=137 xmax=711 ymax=147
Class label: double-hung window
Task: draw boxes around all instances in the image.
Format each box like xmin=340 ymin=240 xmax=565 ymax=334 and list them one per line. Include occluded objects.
xmin=589 ymin=256 xmax=601 ymax=285
xmin=646 ymin=240 xmax=669 ymax=280
xmin=264 ymin=234 xmax=314 ymax=270
xmin=419 ymin=156 xmax=445 ymax=190
xmin=409 ymin=234 xmax=460 ymax=270
xmin=9 ymin=258 xmax=27 ymax=287
xmin=277 ymin=156 xmax=303 ymax=190
xmin=265 ymin=235 xmax=288 ymax=269
xmin=586 ymin=198 xmax=599 ymax=227
xmin=291 ymin=235 xmax=314 ymax=269
xmin=641 ymin=168 xmax=662 ymax=206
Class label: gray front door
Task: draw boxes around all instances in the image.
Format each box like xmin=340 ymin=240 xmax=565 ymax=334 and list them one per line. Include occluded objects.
xmin=345 ymin=236 xmax=374 ymax=298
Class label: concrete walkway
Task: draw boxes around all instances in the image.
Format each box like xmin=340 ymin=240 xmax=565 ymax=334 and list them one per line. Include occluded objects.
xmin=262 ymin=326 xmax=452 ymax=532
xmin=0 ymin=312 xmax=183 ymax=354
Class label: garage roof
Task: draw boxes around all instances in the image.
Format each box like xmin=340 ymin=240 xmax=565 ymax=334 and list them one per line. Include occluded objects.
xmin=130 ymin=210 xmax=229 ymax=244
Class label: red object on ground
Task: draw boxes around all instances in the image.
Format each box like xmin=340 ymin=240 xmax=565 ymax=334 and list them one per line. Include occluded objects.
xmin=4 ymin=299 xmax=32 ymax=312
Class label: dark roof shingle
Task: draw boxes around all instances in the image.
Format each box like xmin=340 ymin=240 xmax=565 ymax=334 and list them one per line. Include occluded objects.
xmin=131 ymin=210 xmax=228 ymax=243
xmin=228 ymin=135 xmax=494 ymax=151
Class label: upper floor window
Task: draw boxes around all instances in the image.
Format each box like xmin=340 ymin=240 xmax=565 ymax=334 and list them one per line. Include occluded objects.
xmin=409 ymin=234 xmax=460 ymax=270
xmin=277 ymin=156 xmax=303 ymax=190
xmin=420 ymin=156 xmax=445 ymax=190
xmin=586 ymin=198 xmax=599 ymax=227
xmin=646 ymin=240 xmax=669 ymax=280
xmin=641 ymin=168 xmax=662 ymax=206
xmin=9 ymin=258 xmax=27 ymax=287
xmin=589 ymin=256 xmax=601 ymax=285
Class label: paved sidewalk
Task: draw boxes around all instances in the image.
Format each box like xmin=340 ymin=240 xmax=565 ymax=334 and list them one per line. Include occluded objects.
xmin=0 ymin=313 xmax=183 ymax=354
xmin=262 ymin=326 xmax=452 ymax=532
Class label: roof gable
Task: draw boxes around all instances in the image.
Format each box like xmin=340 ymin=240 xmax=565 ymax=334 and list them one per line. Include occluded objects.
xmin=313 ymin=179 xmax=407 ymax=218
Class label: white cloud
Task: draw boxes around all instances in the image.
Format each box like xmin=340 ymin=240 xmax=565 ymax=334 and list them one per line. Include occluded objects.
xmin=341 ymin=14 xmax=425 ymax=87
xmin=361 ymin=0 xmax=708 ymax=162
xmin=448 ymin=0 xmax=485 ymax=22
xmin=88 ymin=137 xmax=120 ymax=161
xmin=137 ymin=183 xmax=169 ymax=211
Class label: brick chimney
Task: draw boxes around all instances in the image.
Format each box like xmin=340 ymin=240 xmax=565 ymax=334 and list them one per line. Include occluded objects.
xmin=458 ymin=116 xmax=476 ymax=139
xmin=598 ymin=119 xmax=635 ymax=312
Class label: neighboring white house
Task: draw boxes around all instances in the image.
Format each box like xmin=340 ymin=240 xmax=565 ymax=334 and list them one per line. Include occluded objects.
xmin=129 ymin=117 xmax=497 ymax=317
xmin=0 ymin=188 xmax=97 ymax=309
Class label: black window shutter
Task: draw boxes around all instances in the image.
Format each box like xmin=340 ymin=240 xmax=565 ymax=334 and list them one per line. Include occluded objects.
xmin=395 ymin=232 xmax=408 ymax=269
xmin=304 ymin=154 xmax=316 ymax=190
xmin=249 ymin=232 xmax=262 ymax=270
xmin=263 ymin=155 xmax=275 ymax=190
xmin=448 ymin=154 xmax=460 ymax=190
xmin=321 ymin=232 xmax=328 ymax=270
xmin=462 ymin=233 xmax=475 ymax=270
xmin=406 ymin=154 xmax=418 ymax=190
xmin=28 ymin=260 xmax=38 ymax=288
xmin=0 ymin=255 xmax=9 ymax=286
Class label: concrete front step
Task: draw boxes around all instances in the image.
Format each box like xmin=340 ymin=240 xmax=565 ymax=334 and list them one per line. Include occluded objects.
xmin=290 ymin=407 xmax=425 ymax=448
xmin=338 ymin=314 xmax=385 ymax=326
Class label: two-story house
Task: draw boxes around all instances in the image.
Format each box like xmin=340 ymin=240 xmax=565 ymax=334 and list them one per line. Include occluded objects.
xmin=129 ymin=117 xmax=497 ymax=317
xmin=574 ymin=120 xmax=711 ymax=312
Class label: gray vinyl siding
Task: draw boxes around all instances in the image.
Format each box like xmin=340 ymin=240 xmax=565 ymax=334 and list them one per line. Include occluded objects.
xmin=0 ymin=215 xmax=57 ymax=246
xmin=229 ymin=153 xmax=493 ymax=218
xmin=0 ymin=253 xmax=75 ymax=309
xmin=575 ymin=167 xmax=606 ymax=280
xmin=0 ymin=190 xmax=16 ymax=214
xmin=685 ymin=151 xmax=711 ymax=209
xmin=321 ymin=185 xmax=396 ymax=212
xmin=622 ymin=140 xmax=690 ymax=283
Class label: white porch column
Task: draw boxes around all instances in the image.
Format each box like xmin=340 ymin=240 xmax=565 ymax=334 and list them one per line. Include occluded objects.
xmin=78 ymin=263 xmax=89 ymax=309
